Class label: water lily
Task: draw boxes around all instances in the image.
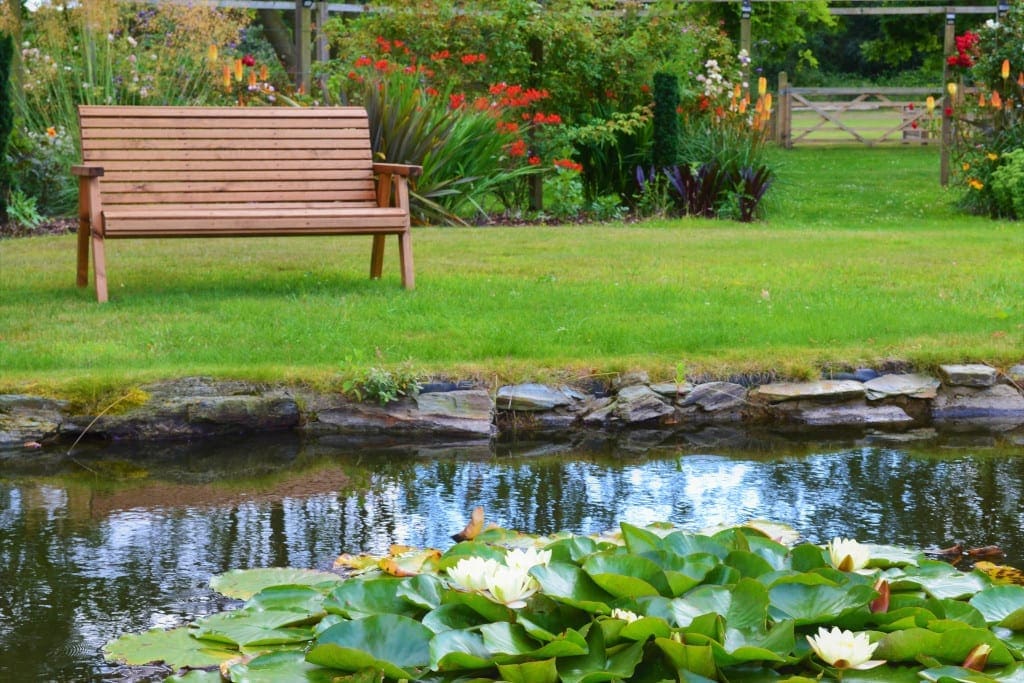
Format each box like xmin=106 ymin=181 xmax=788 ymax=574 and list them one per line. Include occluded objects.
xmin=869 ymin=578 xmax=890 ymax=613
xmin=962 ymin=643 xmax=991 ymax=671
xmin=503 ymin=547 xmax=551 ymax=574
xmin=484 ymin=564 xmax=538 ymax=609
xmin=446 ymin=556 xmax=502 ymax=593
xmin=806 ymin=627 xmax=884 ymax=670
xmin=611 ymin=608 xmax=640 ymax=623
xmin=828 ymin=537 xmax=870 ymax=571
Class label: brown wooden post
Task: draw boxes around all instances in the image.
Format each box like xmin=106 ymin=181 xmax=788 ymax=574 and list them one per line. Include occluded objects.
xmin=740 ymin=0 xmax=752 ymax=71
xmin=777 ymin=71 xmax=790 ymax=148
xmin=294 ymin=0 xmax=312 ymax=94
xmin=940 ymin=12 xmax=955 ymax=186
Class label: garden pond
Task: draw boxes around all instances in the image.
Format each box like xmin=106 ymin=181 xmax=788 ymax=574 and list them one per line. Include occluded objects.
xmin=1 ymin=428 xmax=1023 ymax=681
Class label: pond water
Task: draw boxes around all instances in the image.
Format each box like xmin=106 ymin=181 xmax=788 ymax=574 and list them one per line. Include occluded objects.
xmin=1 ymin=429 xmax=1023 ymax=681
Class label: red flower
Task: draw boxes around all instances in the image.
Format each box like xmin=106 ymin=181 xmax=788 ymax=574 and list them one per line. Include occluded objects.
xmin=640 ymin=84 xmax=650 ymax=94
xmin=374 ymin=59 xmax=390 ymax=71
xmin=699 ymin=95 xmax=710 ymax=111
xmin=425 ymin=87 xmax=439 ymax=97
xmin=944 ymin=107 xmax=954 ymax=117
xmin=375 ymin=36 xmax=391 ymax=53
xmin=907 ymin=102 xmax=914 ymax=111
xmin=354 ymin=56 xmax=372 ymax=68
xmin=449 ymin=93 xmax=466 ymax=110
xmin=911 ymin=120 xmax=919 ymax=129
xmin=527 ymin=155 xmax=541 ymax=165
xmin=430 ymin=50 xmax=450 ymax=61
xmin=473 ymin=96 xmax=490 ymax=111
xmin=489 ymin=82 xmax=507 ymax=95
xmin=241 ymin=54 xmax=255 ymax=67
xmin=553 ymin=158 xmax=583 ymax=172
xmin=509 ymin=139 xmax=527 ymax=157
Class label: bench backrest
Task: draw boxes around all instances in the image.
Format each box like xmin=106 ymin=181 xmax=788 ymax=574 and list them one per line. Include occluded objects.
xmin=78 ymin=105 xmax=379 ymax=210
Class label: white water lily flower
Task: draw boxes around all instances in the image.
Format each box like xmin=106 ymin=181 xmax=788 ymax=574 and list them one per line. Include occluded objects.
xmin=484 ymin=564 xmax=538 ymax=609
xmin=806 ymin=627 xmax=884 ymax=670
xmin=611 ymin=608 xmax=640 ymax=623
xmin=447 ymin=556 xmax=502 ymax=593
xmin=828 ymin=537 xmax=870 ymax=571
xmin=503 ymin=547 xmax=552 ymax=574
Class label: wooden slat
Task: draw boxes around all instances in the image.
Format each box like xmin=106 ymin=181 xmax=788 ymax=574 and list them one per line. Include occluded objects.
xmin=81 ymin=127 xmax=369 ymax=141
xmin=79 ymin=105 xmax=369 ymax=119
xmin=96 ymin=169 xmax=374 ymax=182
xmin=99 ymin=180 xmax=376 ymax=194
xmin=79 ymin=115 xmax=370 ymax=130
xmin=83 ymin=149 xmax=371 ymax=163
xmin=101 ymin=190 xmax=378 ymax=205
xmin=82 ymin=137 xmax=370 ymax=151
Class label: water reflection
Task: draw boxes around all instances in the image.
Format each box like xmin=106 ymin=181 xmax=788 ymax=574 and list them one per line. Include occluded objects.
xmin=1 ymin=432 xmax=1023 ymax=680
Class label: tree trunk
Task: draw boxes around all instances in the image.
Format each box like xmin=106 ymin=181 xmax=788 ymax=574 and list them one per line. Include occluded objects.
xmin=258 ymin=9 xmax=296 ymax=76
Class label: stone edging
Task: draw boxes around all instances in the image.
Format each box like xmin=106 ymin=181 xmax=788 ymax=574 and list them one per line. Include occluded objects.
xmin=2 ymin=364 xmax=1023 ymax=446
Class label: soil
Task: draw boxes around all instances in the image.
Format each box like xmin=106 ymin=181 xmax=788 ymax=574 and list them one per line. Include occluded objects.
xmin=0 ymin=217 xmax=76 ymax=238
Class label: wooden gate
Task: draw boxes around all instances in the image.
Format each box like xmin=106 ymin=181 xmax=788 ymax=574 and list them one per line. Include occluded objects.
xmin=775 ymin=78 xmax=945 ymax=148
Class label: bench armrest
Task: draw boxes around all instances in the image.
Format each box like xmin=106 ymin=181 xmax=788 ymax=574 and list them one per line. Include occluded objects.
xmin=373 ymin=163 xmax=422 ymax=178
xmin=72 ymin=164 xmax=105 ymax=177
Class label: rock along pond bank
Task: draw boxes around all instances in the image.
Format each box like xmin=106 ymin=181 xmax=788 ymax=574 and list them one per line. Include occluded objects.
xmin=2 ymin=363 xmax=1024 ymax=450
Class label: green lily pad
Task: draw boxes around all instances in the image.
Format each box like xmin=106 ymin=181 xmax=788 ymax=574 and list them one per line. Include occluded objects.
xmin=875 ymin=625 xmax=1014 ymax=666
xmin=102 ymin=626 xmax=237 ymax=669
xmin=557 ymin=622 xmax=646 ymax=683
xmin=480 ymin=622 xmax=588 ymax=661
xmin=620 ymin=522 xmax=667 ymax=556
xmin=532 ymin=562 xmax=615 ymax=614
xmin=226 ymin=650 xmax=340 ymax=682
xmin=661 ymin=532 xmax=730 ymax=560
xmin=497 ymin=657 xmax=560 ymax=683
xmin=970 ymin=585 xmax=1024 ymax=629
xmin=429 ymin=627 xmax=494 ymax=671
xmin=306 ymin=614 xmax=433 ymax=679
xmin=245 ymin=585 xmax=327 ymax=615
xmin=654 ymin=637 xmax=718 ymax=679
xmin=768 ymin=580 xmax=876 ymax=625
xmin=421 ymin=603 xmax=489 ymax=633
xmin=324 ymin=576 xmax=424 ymax=619
xmin=583 ymin=552 xmax=671 ymax=598
xmin=210 ymin=568 xmax=342 ymax=600
xmin=546 ymin=536 xmax=602 ymax=564
xmin=892 ymin=561 xmax=990 ymax=600
xmin=190 ymin=609 xmax=314 ymax=647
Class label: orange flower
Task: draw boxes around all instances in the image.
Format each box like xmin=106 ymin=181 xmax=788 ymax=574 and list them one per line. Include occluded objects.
xmin=207 ymin=44 xmax=218 ymax=62
xmin=1019 ymin=72 xmax=1024 ymax=87
xmin=222 ymin=64 xmax=232 ymax=89
xmin=1002 ymin=59 xmax=1010 ymax=80
xmin=978 ymin=92 xmax=987 ymax=107
xmin=248 ymin=69 xmax=257 ymax=88
xmin=233 ymin=58 xmax=243 ymax=82
xmin=508 ymin=139 xmax=527 ymax=157
xmin=990 ymin=91 xmax=1002 ymax=108
xmin=46 ymin=126 xmax=57 ymax=138
xmin=259 ymin=64 xmax=269 ymax=81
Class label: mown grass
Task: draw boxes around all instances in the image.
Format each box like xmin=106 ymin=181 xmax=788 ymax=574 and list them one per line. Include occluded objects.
xmin=1 ymin=145 xmax=1021 ymax=399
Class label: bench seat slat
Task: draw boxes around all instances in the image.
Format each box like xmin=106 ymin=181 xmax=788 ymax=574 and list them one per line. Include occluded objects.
xmin=84 ymin=150 xmax=372 ymax=163
xmin=81 ymin=128 xmax=371 ymax=141
xmin=82 ymin=138 xmax=371 ymax=151
xmin=101 ymin=190 xmax=378 ymax=205
xmin=79 ymin=105 xmax=369 ymax=119
xmin=79 ymin=117 xmax=370 ymax=130
xmin=99 ymin=180 xmax=378 ymax=193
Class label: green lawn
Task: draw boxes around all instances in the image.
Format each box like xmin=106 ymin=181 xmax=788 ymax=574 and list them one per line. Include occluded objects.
xmin=1 ymin=145 xmax=1021 ymax=399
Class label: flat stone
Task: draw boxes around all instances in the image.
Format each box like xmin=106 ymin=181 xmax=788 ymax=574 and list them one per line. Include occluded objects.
xmin=650 ymin=382 xmax=694 ymax=399
xmin=614 ymin=385 xmax=674 ymax=424
xmin=681 ymin=382 xmax=747 ymax=412
xmin=750 ymin=380 xmax=864 ymax=404
xmin=495 ymin=384 xmax=572 ymax=411
xmin=825 ymin=369 xmax=880 ymax=382
xmin=415 ymin=389 xmax=493 ymax=422
xmin=581 ymin=397 xmax=615 ymax=427
xmin=0 ymin=395 xmax=68 ymax=444
xmin=612 ymin=371 xmax=650 ymax=390
xmin=932 ymin=384 xmax=1024 ymax=423
xmin=1008 ymin=365 xmax=1024 ymax=383
xmin=939 ymin=364 xmax=998 ymax=388
xmin=309 ymin=397 xmax=494 ymax=437
xmin=791 ymin=404 xmax=915 ymax=427
xmin=864 ymin=374 xmax=940 ymax=401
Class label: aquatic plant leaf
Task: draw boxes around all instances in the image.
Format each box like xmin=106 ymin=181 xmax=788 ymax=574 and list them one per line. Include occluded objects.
xmin=531 ymin=563 xmax=615 ymax=614
xmin=582 ymin=553 xmax=671 ymax=598
xmin=654 ymin=637 xmax=718 ymax=679
xmin=875 ymin=626 xmax=1014 ymax=666
xmin=768 ymin=581 xmax=876 ymax=625
xmin=969 ymin=585 xmax=1024 ymax=629
xmin=306 ymin=614 xmax=433 ymax=679
xmin=974 ymin=563 xmax=1024 ymax=587
xmin=163 ymin=671 xmax=224 ymax=683
xmin=211 ymin=568 xmax=341 ymax=600
xmin=422 ymin=603 xmax=489 ymax=633
xmin=892 ymin=561 xmax=990 ymax=600
xmin=397 ymin=573 xmax=445 ymax=611
xmin=864 ymin=544 xmax=922 ymax=568
xmin=429 ymin=628 xmax=494 ymax=670
xmin=619 ymin=615 xmax=672 ymax=641
xmin=102 ymin=626 xmax=237 ymax=668
xmin=546 ymin=536 xmax=602 ymax=564
xmin=725 ymin=550 xmax=776 ymax=579
xmin=191 ymin=609 xmax=315 ymax=647
xmin=557 ymin=623 xmax=645 ymax=683
xmin=245 ymin=585 xmax=326 ymax=615
xmin=480 ymin=622 xmax=587 ymax=660
xmin=497 ymin=657 xmax=559 ymax=683
xmin=324 ymin=576 xmax=423 ymax=619
xmin=442 ymin=588 xmax=515 ymax=622
xmin=620 ymin=522 xmax=665 ymax=556
xmin=661 ymin=532 xmax=730 ymax=560
xmin=438 ymin=541 xmax=506 ymax=570
xmin=227 ymin=650 xmax=340 ymax=682
xmin=791 ymin=543 xmax=828 ymax=572
xmin=839 ymin=665 xmax=925 ymax=683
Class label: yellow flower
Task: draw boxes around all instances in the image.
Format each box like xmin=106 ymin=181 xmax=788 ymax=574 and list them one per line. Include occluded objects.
xmin=987 ymin=153 xmax=999 ymax=161
xmin=222 ymin=64 xmax=231 ymax=90
xmin=962 ymin=162 xmax=971 ymax=171
xmin=207 ymin=44 xmax=218 ymax=62
xmin=807 ymin=627 xmax=884 ymax=670
xmin=758 ymin=76 xmax=767 ymax=97
xmin=978 ymin=93 xmax=987 ymax=107
xmin=259 ymin=64 xmax=269 ymax=81
xmin=828 ymin=537 xmax=870 ymax=571
xmin=1002 ymin=59 xmax=1011 ymax=80
xmin=234 ymin=58 xmax=243 ymax=82
xmin=968 ymin=178 xmax=984 ymax=190
xmin=947 ymin=82 xmax=958 ymax=97
xmin=926 ymin=96 xmax=935 ymax=113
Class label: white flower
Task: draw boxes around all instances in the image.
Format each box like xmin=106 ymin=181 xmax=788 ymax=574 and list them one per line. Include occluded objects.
xmin=503 ymin=547 xmax=551 ymax=574
xmin=806 ymin=627 xmax=884 ymax=670
xmin=485 ymin=564 xmax=538 ymax=609
xmin=611 ymin=608 xmax=640 ymax=623
xmin=126 ymin=35 xmax=137 ymax=47
xmin=447 ymin=556 xmax=502 ymax=593
xmin=827 ymin=537 xmax=870 ymax=571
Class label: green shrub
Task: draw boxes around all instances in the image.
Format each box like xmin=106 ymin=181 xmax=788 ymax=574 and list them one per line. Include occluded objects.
xmin=989 ymin=148 xmax=1024 ymax=219
xmin=0 ymin=32 xmax=13 ymax=221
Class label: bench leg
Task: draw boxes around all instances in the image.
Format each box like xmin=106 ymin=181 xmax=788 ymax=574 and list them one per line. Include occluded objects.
xmin=370 ymin=235 xmax=386 ymax=279
xmin=398 ymin=231 xmax=414 ymax=290
xmin=92 ymin=232 xmax=109 ymax=303
xmin=76 ymin=217 xmax=91 ymax=288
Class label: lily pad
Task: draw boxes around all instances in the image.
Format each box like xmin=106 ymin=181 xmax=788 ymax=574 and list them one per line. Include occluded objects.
xmin=324 ymin=576 xmax=424 ymax=619
xmin=306 ymin=614 xmax=433 ymax=679
xmin=190 ymin=609 xmax=314 ymax=647
xmin=226 ymin=650 xmax=339 ymax=682
xmin=211 ymin=568 xmax=342 ymax=600
xmin=532 ymin=563 xmax=615 ymax=614
xmin=875 ymin=626 xmax=1014 ymax=666
xmin=768 ymin=581 xmax=876 ymax=625
xmin=970 ymin=585 xmax=1024 ymax=629
xmin=429 ymin=627 xmax=494 ymax=671
xmin=102 ymin=626 xmax=237 ymax=669
xmin=582 ymin=553 xmax=671 ymax=598
xmin=497 ymin=657 xmax=560 ymax=683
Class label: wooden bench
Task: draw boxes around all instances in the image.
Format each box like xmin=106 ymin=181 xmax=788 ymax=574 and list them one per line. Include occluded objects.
xmin=73 ymin=105 xmax=421 ymax=302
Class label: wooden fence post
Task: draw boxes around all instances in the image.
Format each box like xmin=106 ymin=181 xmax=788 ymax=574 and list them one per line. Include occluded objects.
xmin=940 ymin=12 xmax=955 ymax=186
xmin=776 ymin=72 xmax=790 ymax=148
xmin=293 ymin=0 xmax=312 ymax=94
